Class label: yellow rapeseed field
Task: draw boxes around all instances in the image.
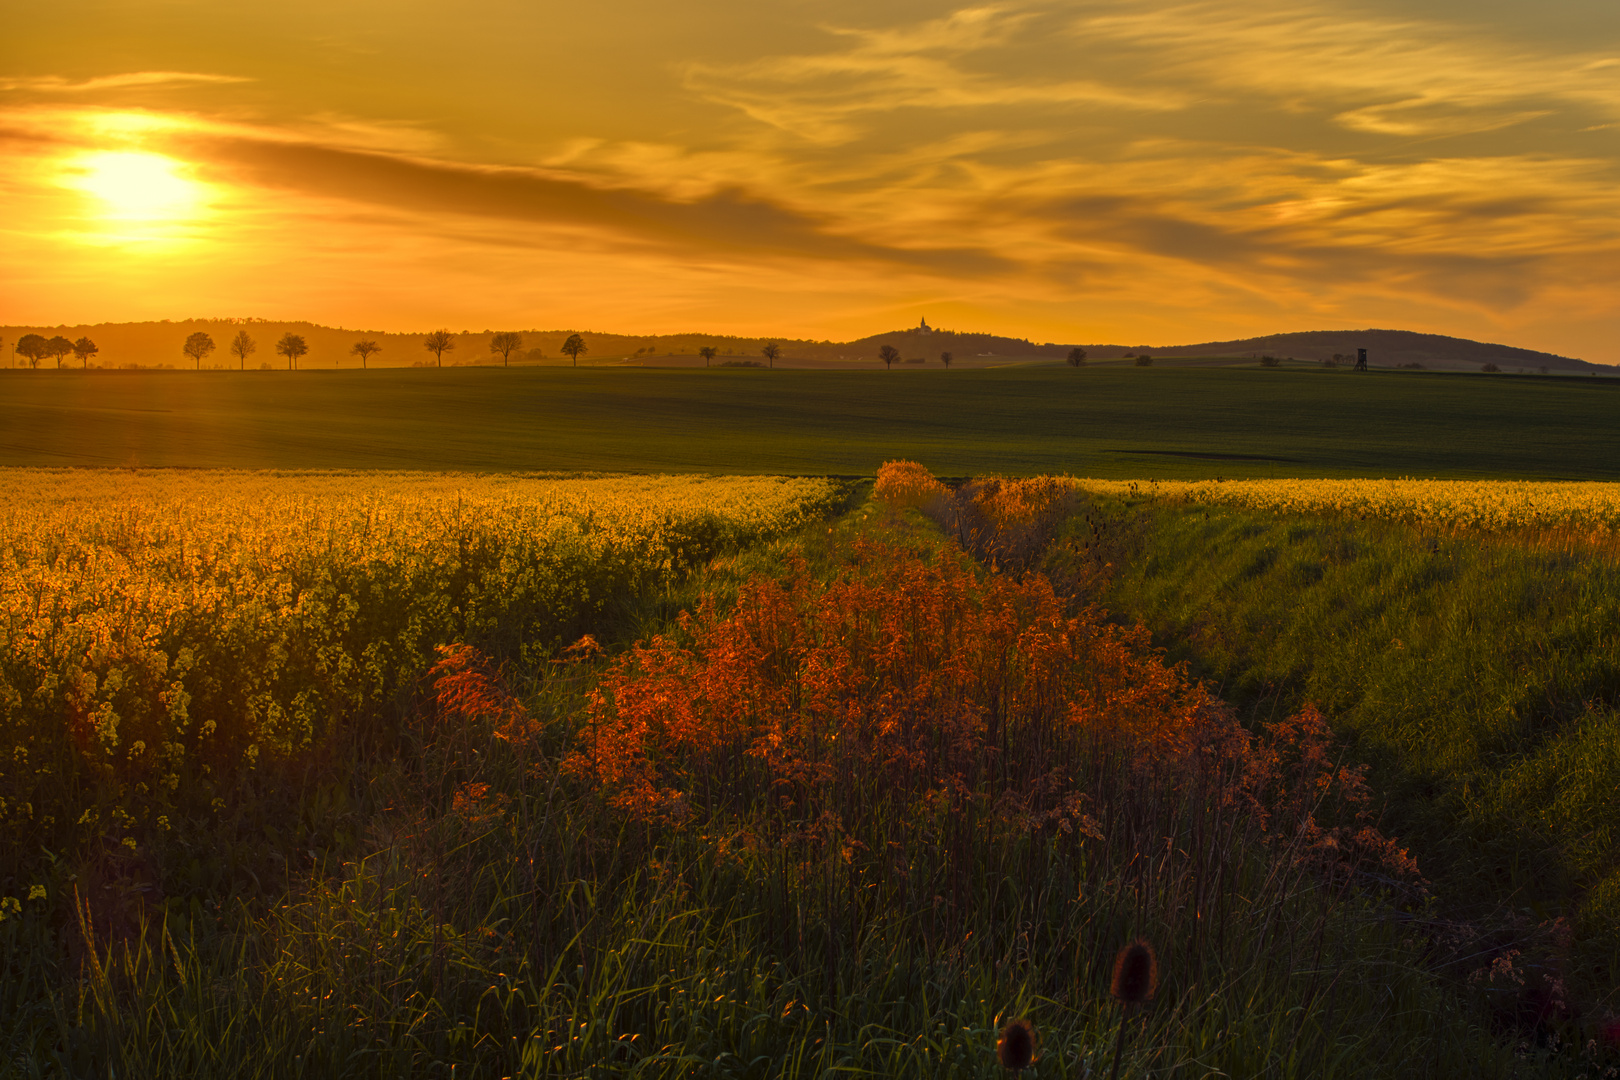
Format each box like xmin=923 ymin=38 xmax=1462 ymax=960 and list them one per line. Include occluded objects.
xmin=0 ymin=469 xmax=843 ymax=889
xmin=1075 ymin=478 xmax=1620 ymax=532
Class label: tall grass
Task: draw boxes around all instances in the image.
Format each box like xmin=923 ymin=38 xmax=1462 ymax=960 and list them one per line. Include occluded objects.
xmin=3 ymin=481 xmax=1605 ymax=1077
xmin=1075 ymin=492 xmax=1620 ymax=1020
xmin=5 ymin=495 xmax=1578 ymax=1078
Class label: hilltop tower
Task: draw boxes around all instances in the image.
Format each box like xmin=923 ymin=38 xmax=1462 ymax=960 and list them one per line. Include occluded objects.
xmin=917 ymin=316 xmax=931 ymax=334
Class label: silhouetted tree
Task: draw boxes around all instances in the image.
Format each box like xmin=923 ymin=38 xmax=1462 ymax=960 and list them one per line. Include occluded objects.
xmin=1134 ymin=354 xmax=1153 ymax=367
xmin=940 ymin=350 xmax=952 ymax=368
xmin=16 ymin=334 xmax=46 ymax=370
xmin=699 ymin=346 xmax=717 ymax=367
xmin=72 ymin=337 xmax=99 ymax=368
xmin=351 ymin=340 xmax=381 ymax=369
xmin=276 ymin=332 xmax=308 ymax=370
xmin=1067 ymin=347 xmax=1086 ymax=367
xmin=490 ymin=332 xmax=523 ymax=367
xmin=762 ymin=342 xmax=781 ymax=368
xmin=562 ymin=334 xmax=587 ymax=366
xmin=46 ymin=336 xmax=74 ymax=369
xmin=879 ymin=344 xmax=901 ymax=370
xmin=183 ymin=331 xmax=216 ymax=369
xmin=229 ymin=330 xmax=256 ymax=370
xmin=424 ymin=330 xmax=455 ymax=367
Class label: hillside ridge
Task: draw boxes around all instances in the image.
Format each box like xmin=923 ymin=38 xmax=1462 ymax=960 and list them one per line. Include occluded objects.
xmin=0 ymin=319 xmax=1595 ymax=371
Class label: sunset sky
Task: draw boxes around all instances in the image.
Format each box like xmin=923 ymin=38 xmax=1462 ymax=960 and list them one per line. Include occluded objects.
xmin=3 ymin=0 xmax=1618 ymax=359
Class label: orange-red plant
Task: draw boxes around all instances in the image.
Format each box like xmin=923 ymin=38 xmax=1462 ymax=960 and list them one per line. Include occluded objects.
xmin=874 ymin=460 xmax=948 ymax=510
xmin=430 ymin=643 xmax=537 ymax=748
xmin=563 ymin=537 xmax=1416 ymax=885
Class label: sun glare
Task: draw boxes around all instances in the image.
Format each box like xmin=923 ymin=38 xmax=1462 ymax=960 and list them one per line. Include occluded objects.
xmin=60 ymin=150 xmax=207 ymax=231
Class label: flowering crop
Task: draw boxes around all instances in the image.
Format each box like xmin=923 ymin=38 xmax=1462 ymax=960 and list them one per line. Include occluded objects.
xmin=0 ymin=469 xmax=842 ymax=875
xmin=1075 ymin=477 xmax=1620 ymax=533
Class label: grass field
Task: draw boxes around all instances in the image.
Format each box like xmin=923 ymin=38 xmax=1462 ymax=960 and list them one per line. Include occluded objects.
xmin=4 ymin=474 xmax=1562 ymax=1079
xmin=1076 ymin=492 xmax=1620 ymax=1009
xmin=9 ymin=464 xmax=1620 ymax=1076
xmin=5 ymin=365 xmax=1620 ymax=478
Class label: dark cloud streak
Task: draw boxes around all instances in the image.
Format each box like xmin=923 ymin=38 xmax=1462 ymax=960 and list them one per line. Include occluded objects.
xmin=182 ymin=133 xmax=1014 ymax=277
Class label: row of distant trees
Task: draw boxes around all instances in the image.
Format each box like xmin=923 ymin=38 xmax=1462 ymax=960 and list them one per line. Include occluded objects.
xmin=8 ymin=332 xmax=1095 ymax=372
xmin=4 ymin=329 xmax=591 ymax=371
xmin=11 ymin=333 xmax=100 ymax=369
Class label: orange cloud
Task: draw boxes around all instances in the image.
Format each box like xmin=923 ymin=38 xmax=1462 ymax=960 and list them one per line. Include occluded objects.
xmin=1 ymin=1 xmax=1618 ymax=361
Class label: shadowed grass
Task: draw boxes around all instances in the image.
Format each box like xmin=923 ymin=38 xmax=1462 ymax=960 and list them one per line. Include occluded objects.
xmin=3 ymin=500 xmax=1590 ymax=1079
xmin=4 ymin=365 xmax=1620 ymax=477
xmin=1079 ymin=494 xmax=1620 ymax=1014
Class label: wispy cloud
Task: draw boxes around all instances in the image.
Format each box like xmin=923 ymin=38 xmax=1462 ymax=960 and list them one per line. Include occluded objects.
xmin=2 ymin=1 xmax=1618 ymax=358
xmin=1070 ymin=1 xmax=1620 ymax=137
xmin=685 ymin=4 xmax=1186 ymax=144
xmin=0 ymin=71 xmax=252 ymax=93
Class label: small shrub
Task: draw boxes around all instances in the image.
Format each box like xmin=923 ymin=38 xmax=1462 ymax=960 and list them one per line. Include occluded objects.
xmin=1482 ymin=363 xmax=1500 ymax=373
xmin=1260 ymin=355 xmax=1282 ymax=368
xmin=873 ymin=459 xmax=947 ymax=509
xmin=1134 ymin=354 xmax=1153 ymax=367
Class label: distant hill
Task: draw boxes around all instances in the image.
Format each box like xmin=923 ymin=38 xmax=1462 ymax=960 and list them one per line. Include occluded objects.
xmin=0 ymin=320 xmax=1595 ymax=372
xmin=1144 ymin=329 xmax=1597 ymax=372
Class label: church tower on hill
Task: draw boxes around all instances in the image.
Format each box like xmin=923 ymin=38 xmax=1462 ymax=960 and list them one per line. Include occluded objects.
xmin=917 ymin=316 xmax=931 ymax=334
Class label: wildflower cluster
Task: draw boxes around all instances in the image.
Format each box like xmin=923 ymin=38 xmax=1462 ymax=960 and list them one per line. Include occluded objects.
xmin=0 ymin=469 xmax=841 ymax=875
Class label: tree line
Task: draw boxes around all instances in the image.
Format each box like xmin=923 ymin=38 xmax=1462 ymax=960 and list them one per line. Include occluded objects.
xmin=5 ymin=330 xmax=587 ymax=371
xmin=8 ymin=331 xmax=1092 ymax=371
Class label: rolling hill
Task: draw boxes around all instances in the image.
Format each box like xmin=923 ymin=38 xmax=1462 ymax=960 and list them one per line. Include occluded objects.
xmin=0 ymin=319 xmax=1596 ymax=372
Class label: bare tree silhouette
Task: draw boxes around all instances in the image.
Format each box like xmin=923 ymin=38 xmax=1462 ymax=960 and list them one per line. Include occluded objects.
xmin=230 ymin=330 xmax=256 ymax=370
xmin=699 ymin=346 xmax=716 ymax=367
xmin=351 ymin=340 xmax=381 ymax=369
xmin=879 ymin=344 xmax=900 ymax=370
xmin=1067 ymin=347 xmax=1086 ymax=367
xmin=490 ymin=332 xmax=523 ymax=367
xmin=940 ymin=350 xmax=952 ymax=368
xmin=761 ymin=342 xmax=781 ymax=368
xmin=424 ymin=330 xmax=455 ymax=367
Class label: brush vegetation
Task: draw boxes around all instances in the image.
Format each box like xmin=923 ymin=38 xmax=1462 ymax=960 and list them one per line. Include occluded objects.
xmin=3 ymin=465 xmax=1612 ymax=1077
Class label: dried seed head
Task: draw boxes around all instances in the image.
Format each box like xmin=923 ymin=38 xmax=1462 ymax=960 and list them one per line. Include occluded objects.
xmin=1111 ymin=940 xmax=1159 ymax=1004
xmin=996 ymin=1018 xmax=1036 ymax=1071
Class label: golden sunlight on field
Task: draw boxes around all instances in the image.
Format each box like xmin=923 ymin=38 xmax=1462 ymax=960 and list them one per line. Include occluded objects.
xmin=1078 ymin=478 xmax=1620 ymax=532
xmin=0 ymin=469 xmax=843 ymax=865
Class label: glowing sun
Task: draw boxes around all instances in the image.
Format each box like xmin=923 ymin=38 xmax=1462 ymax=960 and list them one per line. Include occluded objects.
xmin=61 ymin=150 xmax=207 ymax=226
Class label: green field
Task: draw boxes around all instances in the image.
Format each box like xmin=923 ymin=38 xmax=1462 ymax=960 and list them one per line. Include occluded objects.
xmin=5 ymin=365 xmax=1619 ymax=477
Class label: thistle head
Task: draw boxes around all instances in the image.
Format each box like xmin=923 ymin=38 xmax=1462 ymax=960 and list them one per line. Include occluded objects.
xmin=996 ymin=1018 xmax=1036 ymax=1071
xmin=1110 ymin=940 xmax=1159 ymax=1005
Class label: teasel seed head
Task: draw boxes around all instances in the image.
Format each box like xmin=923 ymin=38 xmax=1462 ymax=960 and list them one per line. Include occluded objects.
xmin=997 ymin=1018 xmax=1036 ymax=1071
xmin=1110 ymin=939 xmax=1159 ymax=1004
